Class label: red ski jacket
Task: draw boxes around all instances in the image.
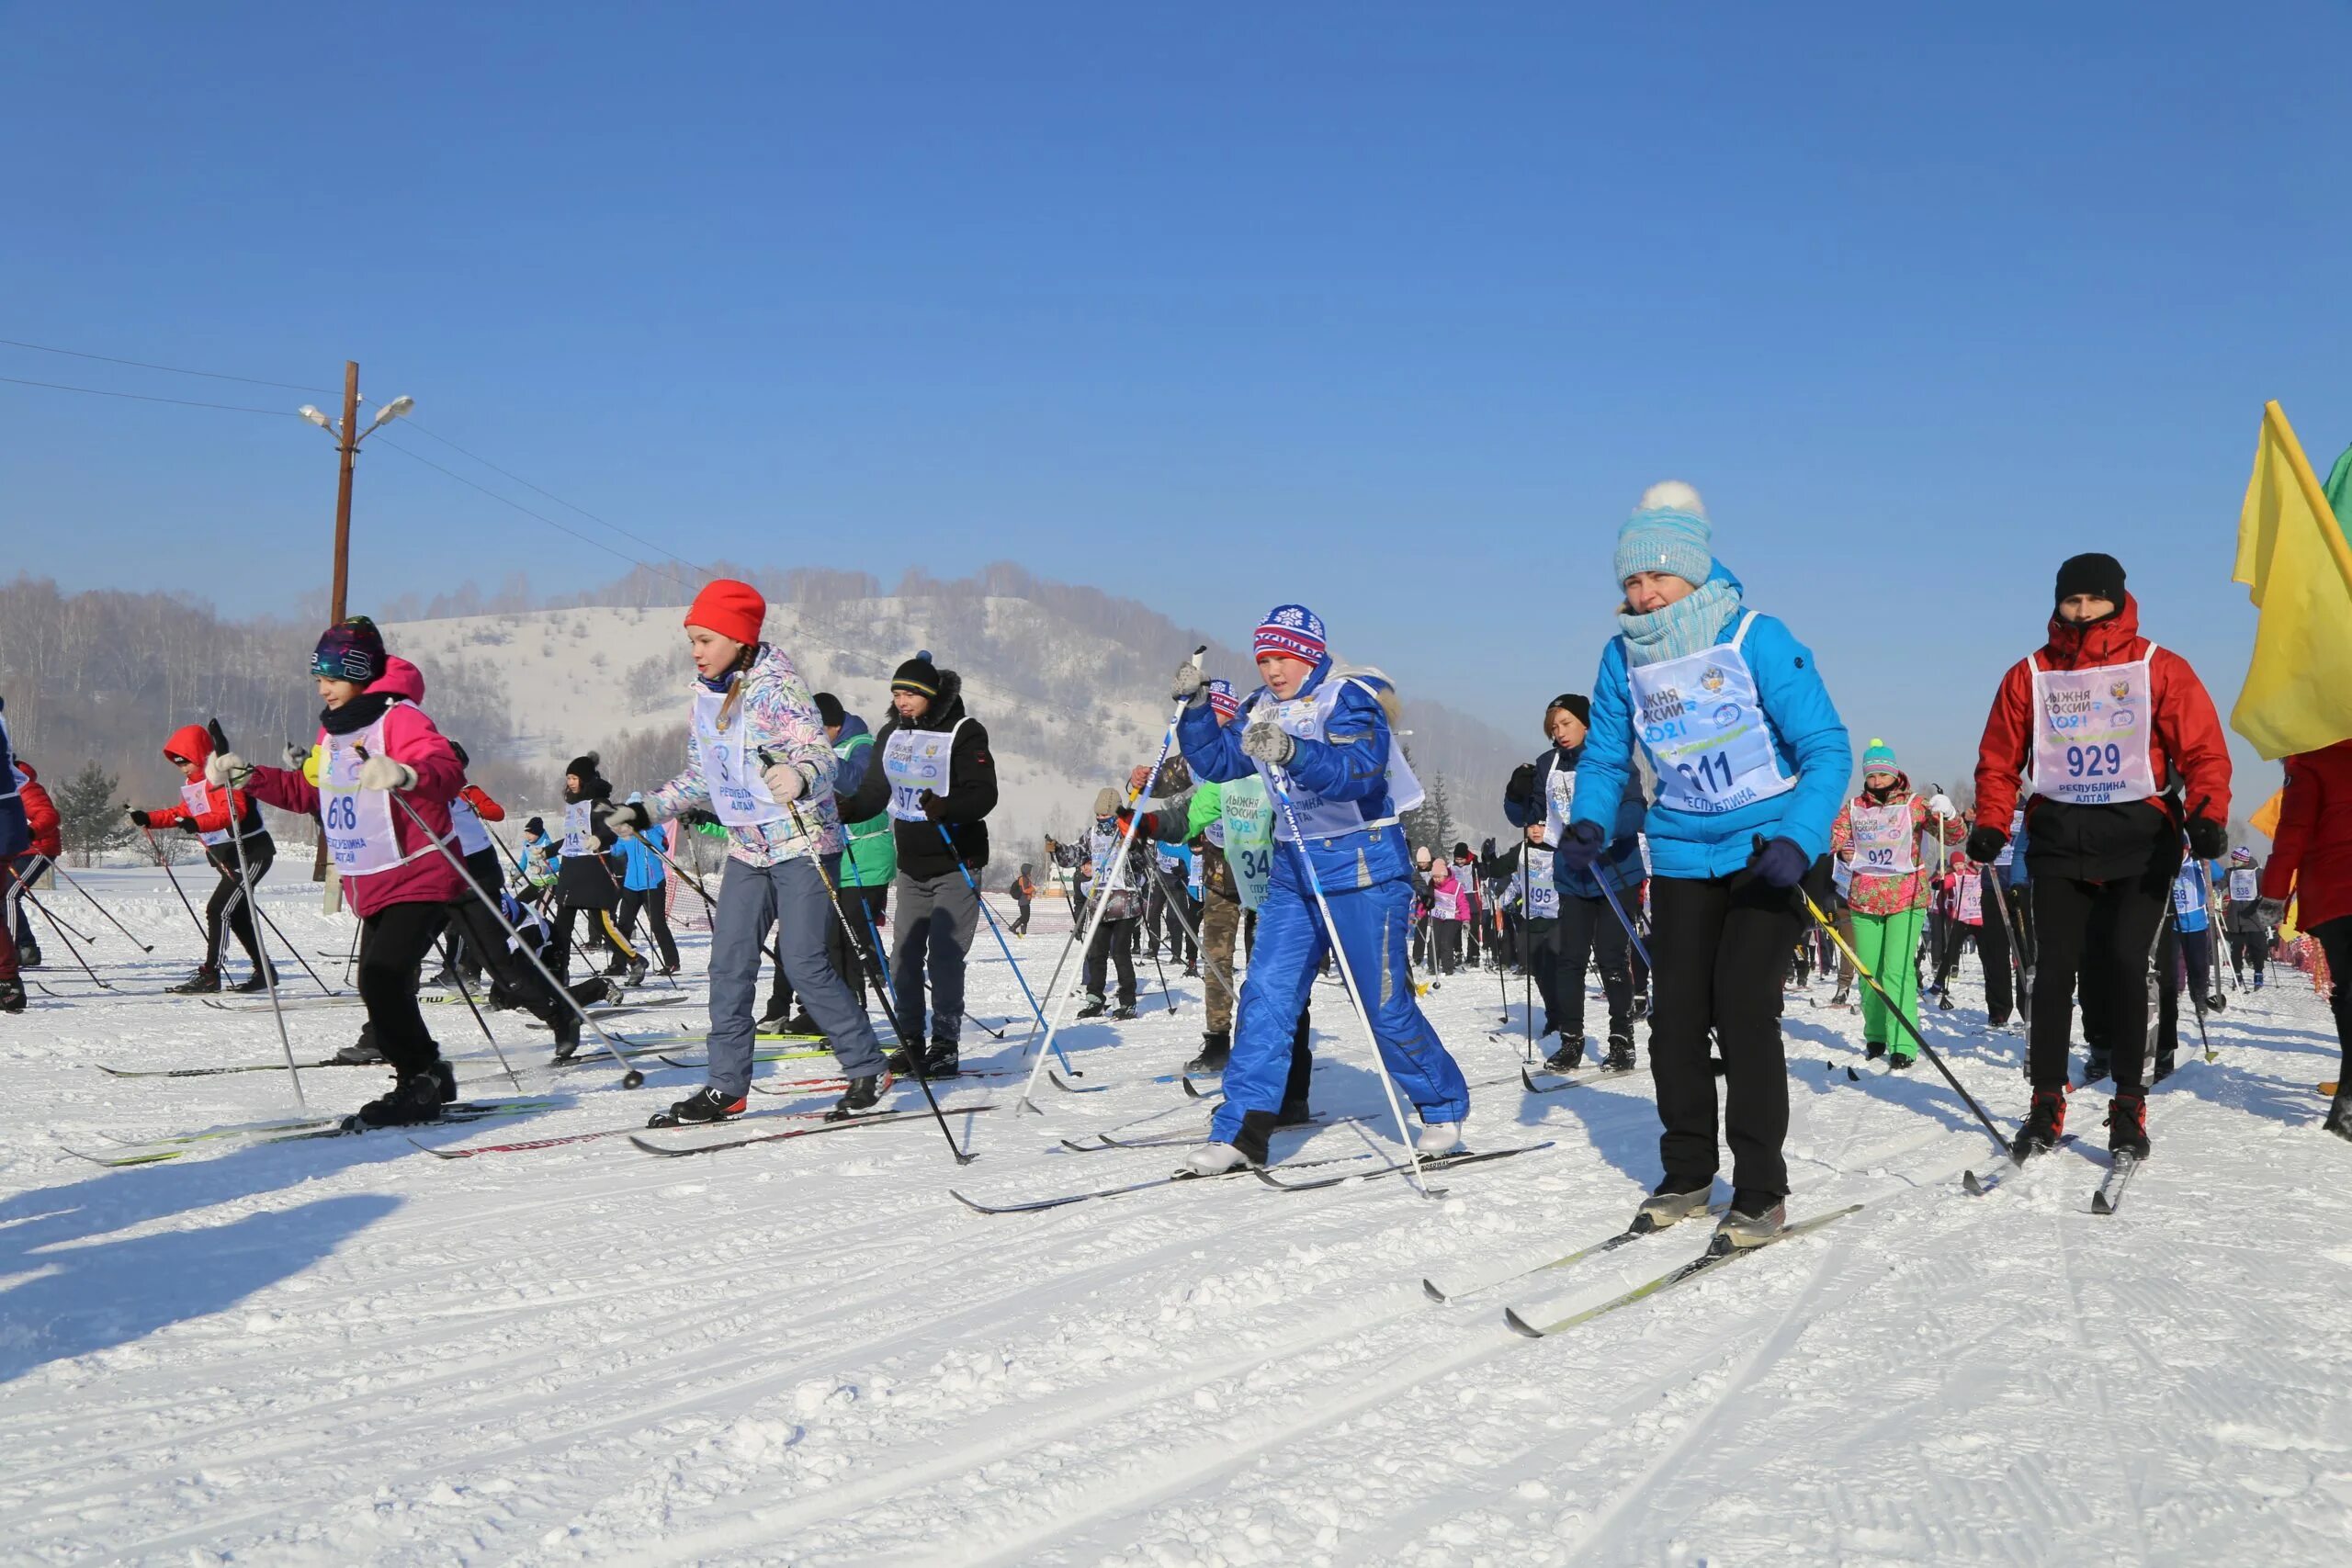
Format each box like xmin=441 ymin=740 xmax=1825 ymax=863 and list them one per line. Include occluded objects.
xmin=459 ymin=784 xmax=504 ymax=822
xmin=2263 ymin=739 xmax=2352 ymax=932
xmin=16 ymin=764 xmax=60 ymax=859
xmin=1972 ymin=594 xmax=2232 ymax=881
xmin=141 ymin=724 xmax=264 ymax=843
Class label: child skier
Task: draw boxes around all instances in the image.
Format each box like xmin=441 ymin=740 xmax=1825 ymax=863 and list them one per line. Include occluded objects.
xmin=1968 ymin=552 xmax=2233 ymax=1163
xmin=1170 ymin=604 xmax=1472 ymax=1173
xmin=548 ymin=753 xmax=639 ymax=985
xmin=608 ymin=580 xmax=888 ymax=1122
xmin=1828 ymin=740 xmax=1962 ymax=1066
xmin=6 ymin=760 xmax=59 ymax=969
xmin=1559 ymin=483 xmax=1851 ymax=1247
xmin=130 ymin=723 xmax=278 ymax=993
xmin=2223 ymin=846 xmax=2271 ymax=990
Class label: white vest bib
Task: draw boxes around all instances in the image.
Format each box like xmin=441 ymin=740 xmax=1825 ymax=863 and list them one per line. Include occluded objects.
xmin=448 ymin=794 xmax=492 ymax=857
xmin=883 ymin=722 xmax=964 ymax=823
xmin=692 ymin=686 xmax=791 ymax=829
xmin=1627 ymin=614 xmax=1797 ymax=816
xmin=1849 ymin=801 xmax=1917 ymax=877
xmin=1245 ymin=678 xmax=1423 ymax=843
xmin=2028 ymin=648 xmax=2159 ymax=807
xmin=322 ymin=715 xmax=440 ymax=878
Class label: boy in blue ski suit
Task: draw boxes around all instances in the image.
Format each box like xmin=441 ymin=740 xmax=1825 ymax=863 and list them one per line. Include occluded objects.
xmin=1169 ymin=604 xmax=1472 ymax=1172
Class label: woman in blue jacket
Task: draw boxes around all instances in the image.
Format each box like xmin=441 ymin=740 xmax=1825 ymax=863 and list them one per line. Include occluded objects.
xmin=1559 ymin=483 xmax=1850 ymax=1248
xmin=613 ymin=792 xmax=679 ymax=977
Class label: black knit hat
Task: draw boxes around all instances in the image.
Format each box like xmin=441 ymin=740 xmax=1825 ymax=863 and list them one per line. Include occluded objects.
xmin=1453 ymin=841 xmax=1472 ymax=859
xmin=891 ymin=651 xmax=941 ymax=698
xmin=565 ymin=750 xmax=602 ymax=782
xmin=813 ymin=692 xmax=846 ymax=728
xmin=2054 ymin=553 xmax=2126 ymax=609
xmin=1547 ymin=693 xmax=1590 ymax=728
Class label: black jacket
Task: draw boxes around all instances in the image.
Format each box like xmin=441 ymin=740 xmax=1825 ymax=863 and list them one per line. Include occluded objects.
xmin=873 ymin=670 xmax=998 ymax=879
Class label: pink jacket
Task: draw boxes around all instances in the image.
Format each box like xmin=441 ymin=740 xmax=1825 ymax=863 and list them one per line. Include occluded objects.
xmin=244 ymin=657 xmax=467 ymax=917
xmin=1429 ymin=866 xmax=1465 ymax=922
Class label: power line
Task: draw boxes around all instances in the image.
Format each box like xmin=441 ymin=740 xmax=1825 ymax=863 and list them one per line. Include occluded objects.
xmin=0 ymin=336 xmax=334 ymax=393
xmin=0 ymin=373 xmax=299 ymax=417
xmin=404 ymin=420 xmax=707 ymax=579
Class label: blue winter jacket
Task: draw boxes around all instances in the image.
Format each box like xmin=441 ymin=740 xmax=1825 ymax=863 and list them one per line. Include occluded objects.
xmin=1503 ymin=744 xmax=1645 ymax=900
xmin=616 ymin=821 xmax=668 ymax=891
xmin=832 ymin=712 xmax=875 ymax=796
xmin=0 ymin=700 xmax=27 ymax=861
xmin=1569 ymin=565 xmax=1850 ymax=881
xmin=1179 ymin=655 xmax=1413 ymax=893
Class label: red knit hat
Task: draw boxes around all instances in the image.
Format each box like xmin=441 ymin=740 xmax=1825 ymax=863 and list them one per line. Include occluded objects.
xmin=684 ymin=579 xmax=765 ymax=647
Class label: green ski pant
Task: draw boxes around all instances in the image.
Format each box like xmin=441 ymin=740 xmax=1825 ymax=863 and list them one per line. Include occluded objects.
xmin=1852 ymin=905 xmax=1926 ymax=1057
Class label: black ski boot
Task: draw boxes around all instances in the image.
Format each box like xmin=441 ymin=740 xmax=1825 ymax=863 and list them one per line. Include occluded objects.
xmin=0 ymin=977 xmax=25 ymax=1014
xmin=625 ymin=956 xmax=649 ymax=987
xmin=827 ymin=1075 xmax=883 ymax=1120
xmin=1544 ymin=1038 xmax=1587 ymax=1074
xmin=2010 ymin=1087 xmax=2069 ymax=1159
xmin=548 ymin=1007 xmax=582 ymax=1064
xmin=17 ymin=942 xmax=40 ymax=969
xmin=920 ymin=1043 xmax=960 ymax=1079
xmin=168 ymin=965 xmax=222 ymax=995
xmin=1076 ymin=995 xmax=1107 ymax=1020
xmin=1864 ymin=1041 xmax=1887 ymax=1063
xmin=2324 ymin=1091 xmax=2352 ymax=1144
xmin=232 ymin=965 xmax=279 ymax=994
xmin=647 ymin=1087 xmax=746 ymax=1128
xmin=1937 ymin=992 xmax=1955 ymax=1012
xmin=2107 ymin=1088 xmax=2150 ymax=1160
xmin=1186 ymin=1031 xmax=1232 ymax=1075
xmin=2206 ymin=992 xmax=2227 ymax=1014
xmin=355 ymin=1073 xmax=447 ymax=1128
xmin=331 ymin=1025 xmax=387 ymax=1066
xmin=425 ymin=967 xmax=459 ymax=991
xmin=1603 ymin=1029 xmax=1637 ymax=1073
xmin=435 ymin=1061 xmax=459 ymax=1103
xmin=1111 ymin=1003 xmax=1138 ymax=1021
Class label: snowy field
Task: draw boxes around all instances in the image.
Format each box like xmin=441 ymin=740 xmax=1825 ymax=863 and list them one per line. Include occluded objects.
xmin=4 ymin=867 xmax=2350 ymax=1566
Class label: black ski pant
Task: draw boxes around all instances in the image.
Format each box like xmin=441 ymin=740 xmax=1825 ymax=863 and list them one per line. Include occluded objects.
xmin=2310 ymin=917 xmax=2352 ymax=1078
xmin=358 ymin=896 xmax=569 ymax=1078
xmin=1976 ymin=870 xmax=2020 ymax=1025
xmin=437 ymin=847 xmax=506 ymax=980
xmin=205 ymin=848 xmax=272 ymax=973
xmin=1432 ymin=919 xmax=1462 ymax=976
xmin=1012 ymin=896 xmax=1032 ymax=936
xmin=1556 ymin=892 xmax=1634 ymax=1045
xmin=1648 ymin=863 xmax=1818 ymax=1200
xmin=2029 ymin=860 xmax=2174 ymax=1093
xmin=615 ymin=886 xmax=680 ymax=972
xmin=2227 ymin=927 xmax=2269 ymax=985
xmin=1083 ymin=915 xmax=1138 ymax=1006
xmin=552 ymin=902 xmax=635 ymax=978
xmin=2153 ymin=921 xmax=2215 ymax=1070
xmin=1521 ymin=916 xmax=1565 ymax=1034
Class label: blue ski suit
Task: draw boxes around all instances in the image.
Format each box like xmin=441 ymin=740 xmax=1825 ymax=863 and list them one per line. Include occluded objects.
xmin=1179 ymin=658 xmax=1471 ymax=1151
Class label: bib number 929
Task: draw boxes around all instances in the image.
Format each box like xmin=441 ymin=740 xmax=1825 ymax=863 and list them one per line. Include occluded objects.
xmin=2065 ymin=743 xmax=2124 ymax=779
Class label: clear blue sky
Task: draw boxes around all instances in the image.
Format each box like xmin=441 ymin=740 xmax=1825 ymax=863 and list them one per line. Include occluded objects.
xmin=6 ymin=2 xmax=2347 ymax=815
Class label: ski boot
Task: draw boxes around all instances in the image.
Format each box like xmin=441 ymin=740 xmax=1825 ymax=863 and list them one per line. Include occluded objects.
xmin=2205 ymin=992 xmax=2226 ymax=1014
xmin=2152 ymin=1049 xmax=2177 ymax=1085
xmin=1937 ymin=992 xmax=1955 ymax=1012
xmin=1110 ymin=1004 xmax=1137 ymax=1021
xmin=0 ymin=977 xmax=24 ymax=1014
xmin=330 ymin=1034 xmax=388 ymax=1066
xmin=1887 ymin=1050 xmax=1917 ymax=1071
xmin=424 ymin=966 xmax=459 ymax=991
xmin=434 ymin=1061 xmax=459 ymax=1104
xmin=624 ymin=956 xmax=649 ymax=988
xmin=2106 ymin=1088 xmax=2150 ymax=1160
xmin=827 ymin=1075 xmax=883 ymax=1121
xmin=919 ymin=1043 xmax=960 ymax=1079
xmin=1076 ymin=995 xmax=1108 ymax=1020
xmin=548 ymin=1008 xmax=582 ymax=1064
xmin=355 ymin=1073 xmax=447 ymax=1128
xmin=1630 ymin=994 xmax=1650 ymax=1021
xmin=1543 ymin=1038 xmax=1587 ymax=1074
xmin=1713 ymin=1190 xmax=1787 ymax=1251
xmin=1602 ymin=1029 xmax=1637 ymax=1073
xmin=17 ymin=941 xmax=40 ymax=969
xmin=1186 ymin=1031 xmax=1232 ymax=1076
xmin=1415 ymin=1122 xmax=1466 ymax=1156
xmin=1864 ymin=1041 xmax=1887 ymax=1063
xmin=232 ymin=964 xmax=280 ymax=994
xmin=1175 ymin=1142 xmax=1252 ymax=1179
xmin=2010 ymin=1087 xmax=2068 ymax=1159
xmin=2324 ymin=1091 xmax=2352 ymax=1144
xmin=647 ymin=1087 xmax=747 ymax=1128
xmin=1632 ymin=1176 xmax=1714 ymax=1233
xmin=168 ymin=965 xmax=222 ymax=995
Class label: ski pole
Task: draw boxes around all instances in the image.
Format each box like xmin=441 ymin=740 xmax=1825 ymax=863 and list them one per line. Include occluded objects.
xmin=1796 ymin=884 xmax=2007 ymax=1153
xmin=1262 ymin=761 xmax=1436 ymax=1199
xmin=365 ymin=762 xmax=647 ymax=1089
xmin=21 ymin=888 xmax=113 ymax=989
xmin=1015 ymin=647 xmax=1204 ymax=1112
xmin=43 ymin=862 xmax=152 ymax=952
xmin=139 ymin=825 xmax=213 ymax=951
xmin=31 ymin=894 xmax=95 ymax=948
xmin=928 ymin=823 xmax=1045 ymax=1043
xmin=1142 ymin=886 xmax=1176 ymax=1015
xmin=2163 ymin=904 xmax=2218 ymax=1066
xmin=207 ymin=750 xmax=304 ymax=1111
xmin=632 ymin=821 xmax=808 ymax=992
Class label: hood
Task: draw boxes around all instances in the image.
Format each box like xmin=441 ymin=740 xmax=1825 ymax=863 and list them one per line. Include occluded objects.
xmin=164 ymin=723 xmax=215 ymax=768
xmin=1859 ymin=768 xmax=1914 ymax=802
xmin=2041 ymin=592 xmax=2143 ymax=669
xmin=911 ymin=668 xmax=967 ymax=731
xmin=368 ymin=656 xmax=426 ymax=704
xmin=835 ymin=711 xmax=872 ymax=742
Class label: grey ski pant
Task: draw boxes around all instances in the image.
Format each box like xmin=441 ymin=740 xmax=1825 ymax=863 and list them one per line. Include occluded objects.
xmin=708 ymin=854 xmax=884 ymax=1096
xmin=892 ymin=868 xmax=979 ymax=1046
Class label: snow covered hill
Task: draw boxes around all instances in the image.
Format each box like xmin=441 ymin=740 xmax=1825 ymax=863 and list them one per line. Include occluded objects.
xmin=6 ymin=870 xmax=2352 ymax=1563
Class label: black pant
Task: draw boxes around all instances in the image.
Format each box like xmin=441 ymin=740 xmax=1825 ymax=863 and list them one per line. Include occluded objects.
xmin=552 ymin=902 xmax=634 ymax=977
xmin=360 ymin=896 xmax=572 ymax=1077
xmin=1521 ymin=917 xmax=1563 ymax=1032
xmin=1977 ymin=870 xmax=2021 ymax=1025
xmin=615 ymin=886 xmax=680 ymax=971
xmin=1083 ymin=915 xmax=1138 ymax=1005
xmin=439 ymin=847 xmax=506 ymax=979
xmin=1432 ymin=920 xmax=1462 ymax=976
xmin=206 ymin=848 xmax=272 ymax=971
xmin=1648 ymin=864 xmax=1815 ymax=1198
xmin=2153 ymin=921 xmax=2215 ymax=1067
xmin=1557 ymin=892 xmax=1634 ymax=1043
xmin=2029 ymin=855 xmax=2175 ymax=1092
xmin=2311 ymin=917 xmax=2352 ymax=1078
xmin=1012 ymin=896 xmax=1032 ymax=936
xmin=2227 ymin=926 xmax=2268 ymax=984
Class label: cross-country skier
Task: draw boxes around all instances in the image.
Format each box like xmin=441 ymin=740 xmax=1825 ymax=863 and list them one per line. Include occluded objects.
xmin=2260 ymin=738 xmax=2352 ymax=1137
xmin=2150 ymin=837 xmax=2220 ymax=1081
xmin=1968 ymin=551 xmax=2233 ymax=1164
xmin=1170 ymin=604 xmax=1472 ymax=1173
xmin=1011 ymin=863 xmax=1036 ymax=936
xmin=548 ymin=752 xmax=640 ymax=985
xmin=612 ymin=793 xmax=681 ymax=976
xmin=2222 ymin=846 xmax=2272 ymax=990
xmin=1829 ymin=740 xmax=1963 ymax=1065
xmin=0 ymin=698 xmax=28 ymax=1014
xmin=6 ymin=760 xmax=58 ymax=968
xmin=607 ymin=580 xmax=888 ymax=1122
xmin=1503 ymin=692 xmax=1646 ymax=1072
xmin=1559 ymin=482 xmax=1850 ymax=1247
xmin=130 ymin=723 xmax=278 ymax=993
xmin=1075 ymin=786 xmax=1147 ymax=1020
xmin=229 ymin=617 xmax=585 ymax=1122
xmin=869 ymin=652 xmax=999 ymax=1077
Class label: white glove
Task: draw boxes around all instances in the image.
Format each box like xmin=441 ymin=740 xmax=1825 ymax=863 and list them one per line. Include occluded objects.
xmin=1170 ymin=661 xmax=1207 ymax=707
xmin=605 ymin=802 xmax=649 ymax=838
xmin=761 ymin=760 xmax=808 ymax=803
xmin=1927 ymin=793 xmax=1958 ymax=820
xmin=355 ymin=754 xmax=416 ymax=792
xmin=1240 ymin=722 xmax=1295 ymax=767
xmin=204 ymin=750 xmax=247 ymax=787
xmin=283 ymin=742 xmax=311 ymax=771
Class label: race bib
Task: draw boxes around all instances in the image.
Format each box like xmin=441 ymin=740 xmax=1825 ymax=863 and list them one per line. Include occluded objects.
xmin=883 ymin=726 xmax=958 ymax=823
xmin=2030 ymin=652 xmax=2157 ymax=806
xmin=1219 ymin=775 xmax=1274 ymax=911
xmin=692 ymin=686 xmax=791 ymax=829
xmin=1627 ymin=615 xmax=1796 ymax=817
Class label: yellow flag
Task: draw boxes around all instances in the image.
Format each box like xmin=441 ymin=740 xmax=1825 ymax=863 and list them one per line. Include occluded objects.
xmin=2231 ymin=401 xmax=2352 ymax=760
xmin=2249 ymin=785 xmax=2284 ymax=840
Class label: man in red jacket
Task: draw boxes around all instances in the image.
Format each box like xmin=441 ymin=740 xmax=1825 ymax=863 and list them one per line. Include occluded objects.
xmin=6 ymin=761 xmax=60 ymax=968
xmin=2261 ymin=738 xmax=2352 ymax=1139
xmin=1968 ymin=553 xmax=2233 ymax=1164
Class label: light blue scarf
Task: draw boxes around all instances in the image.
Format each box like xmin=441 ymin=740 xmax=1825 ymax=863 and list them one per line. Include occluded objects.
xmin=1619 ymin=578 xmax=1742 ymax=668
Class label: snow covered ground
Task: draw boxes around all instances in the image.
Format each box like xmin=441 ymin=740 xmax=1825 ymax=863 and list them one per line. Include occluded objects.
xmin=5 ymin=867 xmax=2350 ymax=1566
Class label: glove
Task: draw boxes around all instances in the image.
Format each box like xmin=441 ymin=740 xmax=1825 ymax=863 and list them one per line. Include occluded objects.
xmin=1966 ymin=826 xmax=2007 ymax=863
xmin=2186 ymin=815 xmax=2228 ymax=862
xmin=605 ymin=802 xmax=649 ymax=838
xmin=1170 ymin=661 xmax=1207 ymax=707
xmin=283 ymin=742 xmax=310 ymax=771
xmin=919 ymin=789 xmax=948 ymax=821
xmin=2256 ymin=897 xmax=2287 ymax=925
xmin=1556 ymin=820 xmax=1605 ymax=874
xmin=355 ymin=754 xmax=416 ymax=792
xmin=1240 ymin=722 xmax=1295 ymax=767
xmin=128 ymin=808 xmax=152 ymax=829
xmin=1504 ymin=762 xmax=1537 ymax=811
xmin=177 ymin=817 xmax=203 ymax=836
xmin=204 ymin=750 xmax=247 ymax=788
xmin=1926 ymin=793 xmax=1958 ymax=820
xmin=1480 ymin=836 xmax=1497 ymax=862
xmin=761 ymin=760 xmax=808 ymax=803
xmin=1747 ymin=836 xmax=1811 ymax=889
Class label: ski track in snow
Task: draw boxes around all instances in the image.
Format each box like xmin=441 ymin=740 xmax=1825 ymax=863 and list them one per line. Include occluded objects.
xmin=3 ymin=868 xmax=2350 ymax=1565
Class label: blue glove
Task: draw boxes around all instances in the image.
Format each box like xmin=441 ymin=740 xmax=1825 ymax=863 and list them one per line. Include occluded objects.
xmin=1555 ymin=820 xmax=1605 ymax=874
xmin=1748 ymin=836 xmax=1810 ymax=889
